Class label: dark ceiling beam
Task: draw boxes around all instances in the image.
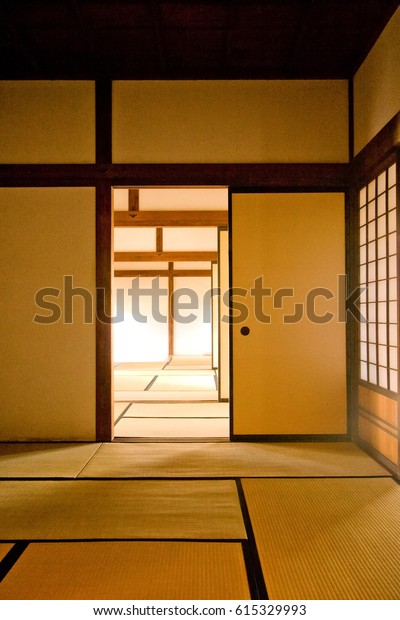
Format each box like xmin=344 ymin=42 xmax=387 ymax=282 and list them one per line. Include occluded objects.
xmin=0 ymin=3 xmax=40 ymax=72
xmin=150 ymin=1 xmax=167 ymax=76
xmin=0 ymin=163 xmax=350 ymax=189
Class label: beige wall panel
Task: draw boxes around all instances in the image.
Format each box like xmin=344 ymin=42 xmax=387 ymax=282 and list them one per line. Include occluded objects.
xmin=219 ymin=230 xmax=230 ymax=400
xmin=113 ymin=80 xmax=348 ymax=163
xmin=232 ymin=193 xmax=346 ymax=435
xmin=0 ymin=81 xmax=95 ymax=163
xmin=358 ymin=386 xmax=398 ymax=428
xmin=354 ymin=8 xmax=400 ymax=154
xmin=0 ymin=188 xmax=96 ymax=440
xmin=358 ymin=415 xmax=398 ymax=465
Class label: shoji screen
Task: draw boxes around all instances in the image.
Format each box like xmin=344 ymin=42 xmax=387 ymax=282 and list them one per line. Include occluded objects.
xmin=357 ymin=162 xmax=399 ymax=469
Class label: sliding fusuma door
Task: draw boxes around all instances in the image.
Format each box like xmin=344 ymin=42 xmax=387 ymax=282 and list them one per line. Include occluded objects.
xmin=230 ymin=192 xmax=347 ymax=438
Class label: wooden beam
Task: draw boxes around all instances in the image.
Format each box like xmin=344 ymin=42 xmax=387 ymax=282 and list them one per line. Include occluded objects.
xmin=114 ymin=270 xmax=212 ymax=278
xmin=114 ymin=210 xmax=228 ymax=227
xmin=114 ymin=251 xmax=217 ymax=262
xmin=128 ymin=188 xmax=139 ymax=211
xmin=156 ymin=227 xmax=163 ymax=252
xmin=0 ymin=163 xmax=349 ymax=189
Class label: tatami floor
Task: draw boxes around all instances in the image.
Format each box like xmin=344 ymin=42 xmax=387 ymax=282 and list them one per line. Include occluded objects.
xmin=114 ymin=356 xmax=229 ymax=438
xmin=0 ymin=440 xmax=399 ymax=600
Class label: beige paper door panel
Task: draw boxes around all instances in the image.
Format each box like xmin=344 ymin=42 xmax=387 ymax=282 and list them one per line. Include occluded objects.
xmin=231 ymin=193 xmax=347 ymax=436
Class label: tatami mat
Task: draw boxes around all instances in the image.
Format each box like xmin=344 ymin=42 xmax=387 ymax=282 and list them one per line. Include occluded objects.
xmin=114 ymin=390 xmax=218 ymax=401
xmin=0 ymin=443 xmax=100 ymax=478
xmin=150 ymin=375 xmax=216 ymax=391
xmin=79 ymin=442 xmax=390 ymax=478
xmin=125 ymin=402 xmax=229 ymax=418
xmin=243 ymin=477 xmax=400 ymax=600
xmin=0 ymin=541 xmax=250 ymax=600
xmin=114 ymin=417 xmax=229 ymax=438
xmin=0 ymin=543 xmax=13 ymax=563
xmin=115 ymin=368 xmax=214 ymax=376
xmin=114 ymin=375 xmax=155 ymax=391
xmin=115 ymin=362 xmax=166 ymax=371
xmin=0 ymin=480 xmax=246 ymax=540
xmin=167 ymin=356 xmax=212 ymax=369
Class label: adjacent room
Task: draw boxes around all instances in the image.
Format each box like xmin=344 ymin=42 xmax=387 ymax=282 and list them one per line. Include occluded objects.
xmin=112 ymin=186 xmax=230 ymax=439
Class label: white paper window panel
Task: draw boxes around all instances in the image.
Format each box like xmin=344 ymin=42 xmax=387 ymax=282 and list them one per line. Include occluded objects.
xmin=378 ymin=344 xmax=387 ymax=366
xmin=360 ymin=206 xmax=367 ymax=226
xmin=388 ymin=209 xmax=396 ymax=233
xmin=389 ymin=255 xmax=397 ymax=278
xmin=368 ymin=200 xmax=376 ymax=221
xmin=367 ymin=262 xmax=376 ymax=282
xmin=390 ymin=370 xmax=398 ymax=392
xmin=173 ymin=262 xmax=211 ymax=270
xmin=369 ymin=363 xmax=377 ymax=384
xmin=113 ymin=188 xmax=129 ymax=211
xmin=368 ymin=181 xmax=376 ymax=200
xmin=114 ymin=228 xmax=157 ymax=251
xmin=113 ymin=277 xmax=169 ymax=362
xmin=114 ymin=261 xmax=168 ymax=270
xmin=377 ymin=302 xmax=387 ymax=323
xmin=389 ymin=324 xmax=398 ymax=347
xmin=377 ymin=194 xmax=386 ymax=217
xmin=390 ymin=347 xmax=398 ymax=370
xmin=368 ymin=343 xmax=377 ymax=364
xmin=359 ymin=288 xmax=367 ymax=304
xmin=367 ymin=282 xmax=376 ymax=302
xmin=163 ymin=228 xmax=218 ymax=251
xmin=139 ymin=188 xmax=228 ymax=211
xmin=377 ymin=258 xmax=386 ymax=280
xmin=359 ymin=265 xmax=367 ymax=284
xmin=360 ymin=226 xmax=367 ymax=245
xmin=388 ymin=187 xmax=396 ymax=210
xmin=360 ymin=323 xmax=367 ymax=341
xmin=369 ymin=323 xmax=376 ymax=343
xmin=359 ymin=187 xmax=367 ymax=207
xmin=360 ymin=304 xmax=367 ymax=322
xmin=377 ymin=237 xmax=386 ymax=259
xmin=378 ymin=367 xmax=388 ymax=389
xmin=173 ymin=277 xmax=212 ymax=356
xmin=388 ymin=164 xmax=396 ymax=188
xmin=377 ymin=216 xmax=386 ymax=237
xmin=377 ymin=280 xmax=387 ymax=301
xmin=378 ymin=323 xmax=387 ymax=345
xmin=389 ymin=232 xmax=396 ymax=256
xmin=389 ymin=301 xmax=398 ymax=323
xmin=377 ymin=171 xmax=387 ymax=195
xmin=368 ymin=241 xmax=376 ymax=261
xmin=389 ymin=278 xmax=397 ymax=300
xmin=360 ymin=342 xmax=368 ymax=361
xmin=368 ymin=221 xmax=376 ymax=241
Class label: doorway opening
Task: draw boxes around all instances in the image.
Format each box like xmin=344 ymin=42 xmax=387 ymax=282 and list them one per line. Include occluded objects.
xmin=112 ymin=186 xmax=229 ymax=441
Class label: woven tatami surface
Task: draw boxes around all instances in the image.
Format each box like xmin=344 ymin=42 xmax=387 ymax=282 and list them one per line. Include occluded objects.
xmin=0 ymin=480 xmax=246 ymax=540
xmin=243 ymin=477 xmax=400 ymax=600
xmin=79 ymin=441 xmax=389 ymax=478
xmin=0 ymin=541 xmax=250 ymax=600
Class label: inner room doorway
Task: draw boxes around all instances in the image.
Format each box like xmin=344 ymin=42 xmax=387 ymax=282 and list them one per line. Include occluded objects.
xmin=112 ymin=186 xmax=229 ymax=440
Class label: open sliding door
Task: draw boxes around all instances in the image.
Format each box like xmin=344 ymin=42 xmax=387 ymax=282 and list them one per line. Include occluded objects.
xmin=230 ymin=192 xmax=347 ymax=438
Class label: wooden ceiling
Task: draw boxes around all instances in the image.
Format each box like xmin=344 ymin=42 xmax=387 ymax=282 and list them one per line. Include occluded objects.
xmin=0 ymin=0 xmax=398 ymax=80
